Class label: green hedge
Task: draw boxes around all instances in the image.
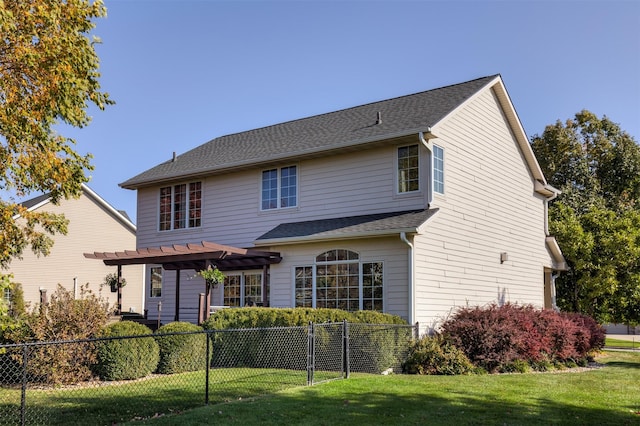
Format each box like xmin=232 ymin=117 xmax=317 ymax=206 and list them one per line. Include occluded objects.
xmin=202 ymin=307 xmax=406 ymax=330
xmin=402 ymin=335 xmax=475 ymax=375
xmin=154 ymin=322 xmax=209 ymax=374
xmin=95 ymin=321 xmax=159 ymax=381
xmin=202 ymin=308 xmax=410 ymax=373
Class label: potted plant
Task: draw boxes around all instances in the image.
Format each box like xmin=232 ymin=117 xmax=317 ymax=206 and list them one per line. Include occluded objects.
xmin=103 ymin=273 xmax=126 ymax=293
xmin=198 ymin=265 xmax=225 ymax=287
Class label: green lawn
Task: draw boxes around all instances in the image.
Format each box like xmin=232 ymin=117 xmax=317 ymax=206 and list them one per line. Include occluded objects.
xmin=1 ymin=352 xmax=639 ymax=425
xmin=130 ymin=351 xmax=640 ymax=426
xmin=606 ymin=337 xmax=640 ymax=349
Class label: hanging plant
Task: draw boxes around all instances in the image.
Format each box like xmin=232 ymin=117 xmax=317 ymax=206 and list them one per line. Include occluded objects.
xmin=198 ymin=265 xmax=225 ymax=288
xmin=103 ymin=273 xmax=126 ymax=292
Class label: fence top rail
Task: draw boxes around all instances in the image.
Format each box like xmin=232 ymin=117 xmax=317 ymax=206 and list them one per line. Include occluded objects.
xmin=0 ymin=329 xmax=208 ymax=349
xmin=0 ymin=322 xmax=417 ymax=348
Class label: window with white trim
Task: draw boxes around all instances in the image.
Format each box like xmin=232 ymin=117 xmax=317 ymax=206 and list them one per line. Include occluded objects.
xmin=294 ymin=249 xmax=384 ymax=312
xmin=261 ymin=166 xmax=297 ymax=210
xmin=223 ymin=272 xmax=263 ymax=307
xmin=150 ymin=266 xmax=162 ymax=298
xmin=294 ymin=266 xmax=313 ymax=307
xmin=397 ymin=144 xmax=419 ymax=193
xmin=433 ymin=144 xmax=444 ymax=194
xmin=159 ymin=181 xmax=202 ymax=231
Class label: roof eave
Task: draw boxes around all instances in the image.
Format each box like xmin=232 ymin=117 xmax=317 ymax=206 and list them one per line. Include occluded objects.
xmin=120 ymin=128 xmax=430 ymax=190
xmin=546 ymin=236 xmax=568 ymax=271
xmin=253 ymin=227 xmax=420 ymax=247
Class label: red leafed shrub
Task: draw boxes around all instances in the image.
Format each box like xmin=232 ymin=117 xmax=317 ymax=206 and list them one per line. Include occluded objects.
xmin=441 ymin=303 xmax=603 ymax=373
xmin=440 ymin=304 xmax=520 ymax=372
xmin=562 ymin=312 xmax=606 ymax=353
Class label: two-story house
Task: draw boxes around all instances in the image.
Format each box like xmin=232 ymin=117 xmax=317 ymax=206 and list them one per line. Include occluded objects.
xmin=10 ymin=184 xmax=145 ymax=315
xmin=87 ymin=75 xmax=566 ymax=330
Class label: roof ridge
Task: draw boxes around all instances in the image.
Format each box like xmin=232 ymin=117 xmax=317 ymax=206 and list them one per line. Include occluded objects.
xmin=201 ymin=74 xmax=500 ymax=143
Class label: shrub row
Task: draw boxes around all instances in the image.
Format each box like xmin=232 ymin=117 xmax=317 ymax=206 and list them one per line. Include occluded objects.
xmin=95 ymin=321 xmax=209 ymax=381
xmin=202 ymin=308 xmax=410 ymax=373
xmin=201 ymin=307 xmax=406 ymax=330
xmin=440 ymin=303 xmax=605 ymax=373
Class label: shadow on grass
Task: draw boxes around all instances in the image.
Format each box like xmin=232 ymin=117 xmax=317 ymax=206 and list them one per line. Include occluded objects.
xmin=603 ymin=361 xmax=640 ymax=370
xmin=197 ymin=386 xmax=640 ymax=426
xmin=0 ymin=369 xmax=311 ymax=425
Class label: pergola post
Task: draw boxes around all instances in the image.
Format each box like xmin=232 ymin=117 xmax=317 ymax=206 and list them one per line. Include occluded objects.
xmin=116 ymin=265 xmax=123 ymax=314
xmin=175 ymin=269 xmax=181 ymax=322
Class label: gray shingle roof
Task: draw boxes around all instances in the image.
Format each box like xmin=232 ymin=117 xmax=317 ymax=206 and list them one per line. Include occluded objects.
xmin=121 ymin=75 xmax=498 ymax=189
xmin=255 ymin=208 xmax=439 ymax=244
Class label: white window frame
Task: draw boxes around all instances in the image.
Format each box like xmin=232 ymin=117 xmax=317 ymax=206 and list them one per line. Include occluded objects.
xmin=221 ymin=271 xmax=263 ymax=307
xmin=293 ymin=250 xmax=384 ymax=312
xmin=149 ymin=266 xmax=163 ymax=298
xmin=396 ymin=144 xmax=420 ymax=194
xmin=260 ymin=165 xmax=298 ymax=211
xmin=433 ymin=144 xmax=444 ymax=194
xmin=158 ymin=181 xmax=202 ymax=231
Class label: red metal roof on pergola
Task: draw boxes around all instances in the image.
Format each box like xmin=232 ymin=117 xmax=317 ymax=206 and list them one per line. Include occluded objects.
xmin=84 ymin=241 xmax=281 ymax=271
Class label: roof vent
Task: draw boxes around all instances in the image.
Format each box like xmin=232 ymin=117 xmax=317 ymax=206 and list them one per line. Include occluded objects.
xmin=376 ymin=111 xmax=382 ymax=125
xmin=172 ymin=151 xmax=177 ymax=162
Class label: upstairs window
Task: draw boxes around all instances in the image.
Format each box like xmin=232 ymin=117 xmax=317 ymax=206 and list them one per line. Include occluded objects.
xmin=261 ymin=166 xmax=297 ymax=210
xmin=159 ymin=182 xmax=201 ymax=231
xmin=433 ymin=144 xmax=444 ymax=194
xmin=398 ymin=144 xmax=419 ymax=193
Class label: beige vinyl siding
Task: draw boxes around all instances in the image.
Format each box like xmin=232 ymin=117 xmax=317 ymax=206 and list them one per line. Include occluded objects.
xmin=265 ymin=237 xmax=409 ymax=318
xmin=8 ymin=193 xmax=144 ymax=315
xmin=414 ymin=87 xmax=551 ymax=329
xmin=136 ymin=145 xmax=428 ymax=250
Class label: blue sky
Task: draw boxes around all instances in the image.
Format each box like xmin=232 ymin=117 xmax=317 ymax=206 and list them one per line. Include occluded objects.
xmin=59 ymin=0 xmax=639 ymax=223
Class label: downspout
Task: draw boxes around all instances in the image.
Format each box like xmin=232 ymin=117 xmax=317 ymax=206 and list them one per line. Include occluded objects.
xmin=543 ymin=186 xmax=559 ymax=236
xmin=400 ymin=232 xmax=415 ymax=325
xmin=544 ymin=185 xmax=560 ymax=311
xmin=419 ymin=131 xmax=436 ymax=207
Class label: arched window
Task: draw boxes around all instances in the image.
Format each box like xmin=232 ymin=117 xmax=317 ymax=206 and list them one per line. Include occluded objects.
xmin=315 ymin=250 xmax=360 ymax=311
xmin=295 ymin=249 xmax=383 ymax=312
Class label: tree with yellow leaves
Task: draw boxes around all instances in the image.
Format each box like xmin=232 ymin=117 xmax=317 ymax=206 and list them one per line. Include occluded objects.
xmin=0 ymin=0 xmax=112 ymax=268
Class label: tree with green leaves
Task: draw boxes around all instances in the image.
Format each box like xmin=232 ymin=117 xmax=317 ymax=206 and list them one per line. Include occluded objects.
xmin=532 ymin=110 xmax=640 ymax=325
xmin=0 ymin=0 xmax=112 ymax=269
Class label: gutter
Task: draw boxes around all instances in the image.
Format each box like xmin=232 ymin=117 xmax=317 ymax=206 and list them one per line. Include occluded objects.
xmin=542 ymin=183 xmax=560 ymax=236
xmin=400 ymin=232 xmax=415 ymax=325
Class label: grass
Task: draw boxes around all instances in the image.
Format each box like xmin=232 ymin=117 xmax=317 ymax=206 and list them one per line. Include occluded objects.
xmin=129 ymin=351 xmax=640 ymax=426
xmin=1 ymin=352 xmax=639 ymax=425
xmin=0 ymin=368 xmax=338 ymax=425
xmin=606 ymin=337 xmax=640 ymax=349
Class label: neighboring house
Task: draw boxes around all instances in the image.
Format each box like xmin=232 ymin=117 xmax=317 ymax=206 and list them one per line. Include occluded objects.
xmin=98 ymin=74 xmax=565 ymax=330
xmin=7 ymin=184 xmax=144 ymax=315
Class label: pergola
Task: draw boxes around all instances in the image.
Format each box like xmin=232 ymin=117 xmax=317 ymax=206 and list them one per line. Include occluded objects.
xmin=84 ymin=241 xmax=281 ymax=322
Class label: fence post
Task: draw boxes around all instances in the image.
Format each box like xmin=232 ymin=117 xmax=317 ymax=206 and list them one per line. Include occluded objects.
xmin=307 ymin=321 xmax=314 ymax=385
xmin=343 ymin=320 xmax=350 ymax=379
xmin=20 ymin=344 xmax=27 ymax=426
xmin=205 ymin=330 xmax=210 ymax=405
